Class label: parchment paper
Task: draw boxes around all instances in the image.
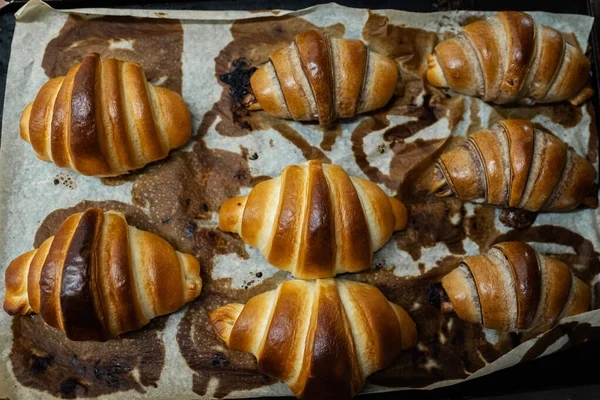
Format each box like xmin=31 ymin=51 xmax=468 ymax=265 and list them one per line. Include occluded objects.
xmin=1 ymin=1 xmax=599 ymax=398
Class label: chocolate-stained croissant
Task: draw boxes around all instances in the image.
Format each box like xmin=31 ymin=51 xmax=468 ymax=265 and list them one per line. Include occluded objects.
xmin=20 ymin=53 xmax=191 ymax=177
xmin=210 ymin=279 xmax=417 ymax=399
xmin=4 ymin=208 xmax=202 ymax=341
xmin=245 ymin=30 xmax=398 ymax=124
xmin=432 ymin=119 xmax=596 ymax=213
xmin=439 ymin=242 xmax=590 ymax=333
xmin=219 ymin=160 xmax=407 ymax=279
xmin=427 ymin=11 xmax=592 ymax=105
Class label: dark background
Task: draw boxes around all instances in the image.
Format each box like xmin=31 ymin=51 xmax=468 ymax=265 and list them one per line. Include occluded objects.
xmin=0 ymin=0 xmax=599 ymax=399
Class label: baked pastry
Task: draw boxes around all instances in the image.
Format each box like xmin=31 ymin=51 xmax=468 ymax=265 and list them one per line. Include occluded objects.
xmin=244 ymin=30 xmax=398 ymax=124
xmin=432 ymin=119 xmax=596 ymax=214
xmin=219 ymin=160 xmax=407 ymax=279
xmin=20 ymin=53 xmax=191 ymax=177
xmin=3 ymin=208 xmax=202 ymax=341
xmin=210 ymin=279 xmax=417 ymax=399
xmin=438 ymin=242 xmax=590 ymax=333
xmin=427 ymin=11 xmax=592 ymax=105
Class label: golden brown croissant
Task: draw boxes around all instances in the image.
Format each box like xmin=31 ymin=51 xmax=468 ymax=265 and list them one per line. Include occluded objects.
xmin=219 ymin=160 xmax=407 ymax=279
xmin=244 ymin=30 xmax=398 ymax=124
xmin=210 ymin=279 xmax=417 ymax=399
xmin=3 ymin=208 xmax=202 ymax=341
xmin=427 ymin=11 xmax=592 ymax=105
xmin=20 ymin=53 xmax=192 ymax=177
xmin=438 ymin=242 xmax=590 ymax=333
xmin=432 ymin=119 xmax=596 ymax=213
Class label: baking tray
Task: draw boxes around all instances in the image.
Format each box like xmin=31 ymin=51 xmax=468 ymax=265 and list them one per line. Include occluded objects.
xmin=0 ymin=1 xmax=599 ymax=399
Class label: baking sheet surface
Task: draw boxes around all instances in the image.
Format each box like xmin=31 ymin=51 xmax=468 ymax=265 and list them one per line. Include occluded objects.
xmin=0 ymin=1 xmax=599 ymax=398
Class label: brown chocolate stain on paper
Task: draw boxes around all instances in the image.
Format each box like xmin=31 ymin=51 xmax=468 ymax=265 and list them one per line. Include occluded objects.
xmin=349 ymin=95 xmax=464 ymax=198
xmin=354 ymin=263 xmax=513 ymax=387
xmin=177 ymin=289 xmax=279 ymax=398
xmin=363 ymin=11 xmax=437 ymax=105
xmin=355 ymin=11 xmax=468 ymax=199
xmin=394 ymin=196 xmax=499 ymax=261
xmin=11 ymin=316 xmax=166 ymax=398
xmin=12 ymin=201 xmax=165 ymax=398
xmin=42 ymin=14 xmax=184 ymax=93
xmin=520 ymin=322 xmax=600 ymax=363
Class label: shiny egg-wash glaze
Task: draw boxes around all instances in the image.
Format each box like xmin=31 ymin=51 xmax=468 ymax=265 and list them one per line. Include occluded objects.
xmin=438 ymin=242 xmax=590 ymax=333
xmin=427 ymin=11 xmax=592 ymax=105
xmin=4 ymin=208 xmax=202 ymax=341
xmin=432 ymin=119 xmax=596 ymax=227
xmin=20 ymin=53 xmax=192 ymax=177
xmin=219 ymin=160 xmax=407 ymax=279
xmin=245 ymin=30 xmax=398 ymax=124
xmin=210 ymin=279 xmax=417 ymax=399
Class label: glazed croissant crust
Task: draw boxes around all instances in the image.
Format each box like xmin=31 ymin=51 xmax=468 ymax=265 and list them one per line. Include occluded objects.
xmin=440 ymin=242 xmax=590 ymax=333
xmin=210 ymin=279 xmax=417 ymax=399
xmin=3 ymin=208 xmax=202 ymax=341
xmin=219 ymin=160 xmax=407 ymax=279
xmin=246 ymin=30 xmax=398 ymax=124
xmin=427 ymin=11 xmax=592 ymax=105
xmin=432 ymin=119 xmax=596 ymax=212
xmin=20 ymin=53 xmax=192 ymax=177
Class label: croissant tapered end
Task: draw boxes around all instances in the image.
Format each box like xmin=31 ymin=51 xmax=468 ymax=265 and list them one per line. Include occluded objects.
xmin=391 ymin=303 xmax=418 ymax=350
xmin=358 ymin=52 xmax=399 ymax=115
xmin=390 ymin=197 xmax=408 ymax=231
xmin=20 ymin=102 xmax=33 ymax=143
xmin=21 ymin=53 xmax=192 ymax=177
xmin=245 ymin=101 xmax=263 ymax=111
xmin=178 ymin=252 xmax=203 ymax=302
xmin=569 ymin=87 xmax=594 ymax=106
xmin=218 ymin=196 xmax=247 ymax=234
xmin=3 ymin=250 xmax=37 ymax=316
xmin=3 ymin=208 xmax=202 ymax=341
xmin=248 ymin=65 xmax=289 ymax=118
xmin=431 ymin=162 xmax=454 ymax=197
xmin=426 ymin=53 xmax=448 ymax=88
xmin=440 ymin=264 xmax=483 ymax=325
xmin=152 ymin=86 xmax=193 ymax=149
xmin=564 ymin=277 xmax=591 ymax=318
xmin=209 ymin=303 xmax=245 ymax=346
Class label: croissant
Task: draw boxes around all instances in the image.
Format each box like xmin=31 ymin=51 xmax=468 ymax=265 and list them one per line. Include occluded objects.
xmin=219 ymin=160 xmax=407 ymax=279
xmin=210 ymin=279 xmax=417 ymax=399
xmin=3 ymin=208 xmax=202 ymax=341
xmin=437 ymin=242 xmax=590 ymax=333
xmin=244 ymin=30 xmax=398 ymax=124
xmin=432 ymin=119 xmax=596 ymax=214
xmin=20 ymin=53 xmax=192 ymax=177
xmin=426 ymin=11 xmax=592 ymax=105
